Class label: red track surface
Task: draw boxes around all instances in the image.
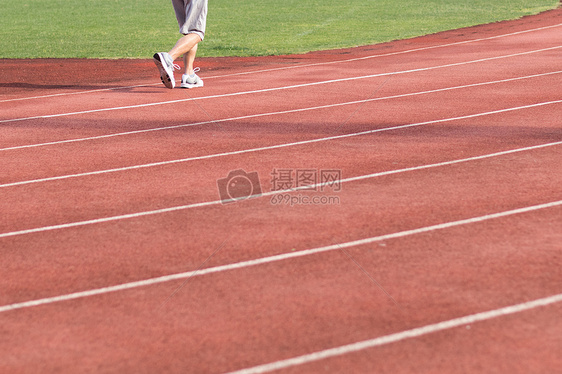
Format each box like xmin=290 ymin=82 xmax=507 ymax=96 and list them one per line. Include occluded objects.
xmin=1 ymin=8 xmax=561 ymax=374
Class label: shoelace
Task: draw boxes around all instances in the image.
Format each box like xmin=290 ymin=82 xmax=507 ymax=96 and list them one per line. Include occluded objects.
xmin=182 ymin=67 xmax=202 ymax=84
xmin=164 ymin=54 xmax=181 ymax=71
xmin=184 ymin=67 xmax=201 ymax=78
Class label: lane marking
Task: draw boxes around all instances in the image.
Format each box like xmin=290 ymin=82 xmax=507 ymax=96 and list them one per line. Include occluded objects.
xmin=0 ymin=199 xmax=560 ymax=313
xmin=1 ymin=46 xmax=560 ymax=124
xmin=226 ymin=292 xmax=562 ymax=374
xmin=1 ymin=70 xmax=561 ymax=153
xmin=1 ymin=99 xmax=561 ymax=188
xmin=208 ymin=23 xmax=562 ymax=79
xmin=1 ymin=22 xmax=560 ymax=103
xmin=1 ymin=137 xmax=561 ymax=237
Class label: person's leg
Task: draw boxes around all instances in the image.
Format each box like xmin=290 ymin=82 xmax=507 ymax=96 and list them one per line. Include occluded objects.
xmin=168 ymin=33 xmax=201 ymax=62
xmin=183 ymin=43 xmax=198 ymax=75
xmin=154 ymin=0 xmax=206 ymax=89
xmin=180 ymin=41 xmax=203 ymax=88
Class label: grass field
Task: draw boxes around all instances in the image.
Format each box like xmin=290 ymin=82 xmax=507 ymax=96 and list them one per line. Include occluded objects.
xmin=1 ymin=0 xmax=559 ymax=59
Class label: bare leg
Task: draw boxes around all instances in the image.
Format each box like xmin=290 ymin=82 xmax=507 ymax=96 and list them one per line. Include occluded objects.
xmin=183 ymin=44 xmax=198 ymax=75
xmin=168 ymin=33 xmax=202 ymax=61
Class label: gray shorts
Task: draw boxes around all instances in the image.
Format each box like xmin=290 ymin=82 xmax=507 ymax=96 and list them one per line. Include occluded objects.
xmin=171 ymin=0 xmax=208 ymax=40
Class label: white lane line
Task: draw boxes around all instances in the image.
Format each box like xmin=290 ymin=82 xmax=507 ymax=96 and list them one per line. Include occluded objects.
xmin=1 ymin=22 xmax=560 ymax=103
xmin=1 ymin=137 xmax=561 ymax=237
xmin=226 ymin=292 xmax=562 ymax=374
xmin=2 ymin=70 xmax=560 ymax=153
xmin=1 ymin=99 xmax=561 ymax=188
xmin=1 ymin=46 xmax=560 ymax=124
xmin=0 ymin=82 xmax=158 ymax=104
xmin=1 ymin=199 xmax=560 ymax=314
xmin=206 ymin=23 xmax=562 ymax=79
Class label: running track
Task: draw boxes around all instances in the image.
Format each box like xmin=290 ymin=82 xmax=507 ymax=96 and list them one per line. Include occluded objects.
xmin=1 ymin=8 xmax=561 ymax=374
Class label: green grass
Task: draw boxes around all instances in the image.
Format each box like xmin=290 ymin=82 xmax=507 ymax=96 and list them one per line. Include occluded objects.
xmin=1 ymin=0 xmax=559 ymax=58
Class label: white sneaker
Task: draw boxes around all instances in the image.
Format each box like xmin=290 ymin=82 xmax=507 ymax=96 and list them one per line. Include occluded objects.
xmin=181 ymin=68 xmax=204 ymax=89
xmin=153 ymin=52 xmax=180 ymax=89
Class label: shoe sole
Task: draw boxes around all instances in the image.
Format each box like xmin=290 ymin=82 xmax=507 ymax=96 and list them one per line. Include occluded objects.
xmin=153 ymin=53 xmax=175 ymax=89
xmin=181 ymin=80 xmax=204 ymax=89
